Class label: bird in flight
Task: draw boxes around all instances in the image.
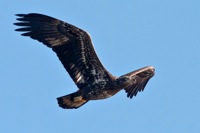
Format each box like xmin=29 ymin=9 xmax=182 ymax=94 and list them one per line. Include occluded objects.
xmin=14 ymin=13 xmax=155 ymax=109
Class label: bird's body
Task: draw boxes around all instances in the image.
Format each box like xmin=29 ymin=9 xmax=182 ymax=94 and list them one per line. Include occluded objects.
xmin=14 ymin=13 xmax=155 ymax=109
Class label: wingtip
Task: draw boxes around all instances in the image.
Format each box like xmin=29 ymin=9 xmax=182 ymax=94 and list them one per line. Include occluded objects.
xmin=15 ymin=14 xmax=26 ymax=17
xmin=13 ymin=22 xmax=22 ymax=26
xmin=126 ymin=91 xmax=137 ymax=99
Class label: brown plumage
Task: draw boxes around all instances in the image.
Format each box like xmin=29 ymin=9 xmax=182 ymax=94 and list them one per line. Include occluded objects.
xmin=14 ymin=13 xmax=155 ymax=109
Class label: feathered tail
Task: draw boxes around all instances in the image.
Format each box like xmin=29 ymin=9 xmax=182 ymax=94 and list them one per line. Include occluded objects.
xmin=57 ymin=91 xmax=88 ymax=109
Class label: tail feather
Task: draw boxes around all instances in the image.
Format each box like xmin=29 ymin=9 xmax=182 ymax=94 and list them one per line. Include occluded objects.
xmin=57 ymin=91 xmax=88 ymax=109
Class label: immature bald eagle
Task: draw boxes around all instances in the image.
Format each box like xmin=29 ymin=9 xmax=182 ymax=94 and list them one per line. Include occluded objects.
xmin=14 ymin=13 xmax=155 ymax=109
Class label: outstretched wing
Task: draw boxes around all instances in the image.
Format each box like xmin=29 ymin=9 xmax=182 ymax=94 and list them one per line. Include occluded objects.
xmin=124 ymin=66 xmax=155 ymax=98
xmin=14 ymin=13 xmax=115 ymax=89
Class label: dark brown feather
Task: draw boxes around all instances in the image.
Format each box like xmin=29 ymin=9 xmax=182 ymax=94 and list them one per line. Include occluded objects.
xmin=123 ymin=66 xmax=155 ymax=98
xmin=14 ymin=13 xmax=115 ymax=89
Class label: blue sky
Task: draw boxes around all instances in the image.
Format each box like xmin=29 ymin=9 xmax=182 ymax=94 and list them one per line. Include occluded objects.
xmin=1 ymin=0 xmax=200 ymax=133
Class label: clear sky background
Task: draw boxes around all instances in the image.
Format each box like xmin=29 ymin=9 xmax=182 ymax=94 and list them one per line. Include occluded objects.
xmin=1 ymin=0 xmax=200 ymax=133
